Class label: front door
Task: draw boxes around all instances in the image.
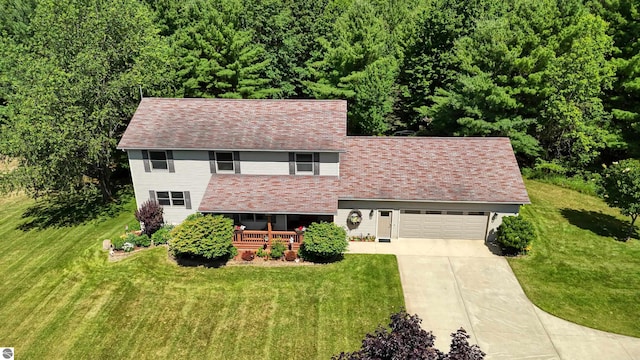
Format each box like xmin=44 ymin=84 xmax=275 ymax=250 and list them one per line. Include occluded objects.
xmin=377 ymin=210 xmax=392 ymax=239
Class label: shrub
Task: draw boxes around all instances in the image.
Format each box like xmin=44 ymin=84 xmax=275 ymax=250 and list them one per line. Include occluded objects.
xmin=169 ymin=214 xmax=237 ymax=260
xmin=151 ymin=225 xmax=174 ymax=245
xmin=256 ymin=248 xmax=267 ymax=258
xmin=111 ymin=236 xmax=126 ymax=250
xmin=122 ymin=242 xmax=134 ymax=252
xmin=270 ymin=240 xmax=286 ymax=259
xmin=134 ymin=234 xmax=151 ymax=247
xmin=284 ymin=251 xmax=297 ymax=261
xmin=333 ymin=310 xmax=484 ymax=359
xmin=135 ymin=200 xmax=164 ymax=236
xmin=496 ymin=216 xmax=536 ymax=255
xmin=241 ymin=250 xmax=255 ymax=261
xmin=185 ymin=213 xmax=203 ymax=221
xmin=299 ymin=222 xmax=347 ymax=260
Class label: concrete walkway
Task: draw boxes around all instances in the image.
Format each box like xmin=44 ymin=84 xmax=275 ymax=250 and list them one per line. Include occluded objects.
xmin=348 ymin=240 xmax=640 ymax=360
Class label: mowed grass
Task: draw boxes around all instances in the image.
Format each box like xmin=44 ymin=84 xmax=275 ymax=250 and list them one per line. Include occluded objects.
xmin=0 ymin=194 xmax=404 ymax=359
xmin=509 ymin=180 xmax=640 ymax=337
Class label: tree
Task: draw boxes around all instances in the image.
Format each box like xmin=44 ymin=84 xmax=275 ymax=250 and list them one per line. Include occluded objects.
xmin=598 ymin=159 xmax=640 ymax=240
xmin=171 ymin=0 xmax=280 ymax=99
xmin=333 ymin=310 xmax=485 ymax=360
xmin=169 ymin=214 xmax=237 ymax=259
xmin=425 ymin=0 xmax=616 ymax=168
xmin=0 ymin=0 xmax=173 ymax=200
xmin=305 ymin=0 xmax=399 ymax=135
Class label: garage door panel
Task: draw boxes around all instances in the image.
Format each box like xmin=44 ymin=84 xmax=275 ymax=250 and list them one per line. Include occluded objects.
xmin=399 ymin=211 xmax=487 ymax=240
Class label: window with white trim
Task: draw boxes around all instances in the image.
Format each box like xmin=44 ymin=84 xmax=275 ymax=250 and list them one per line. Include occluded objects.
xmin=156 ymin=191 xmax=185 ymax=206
xmin=215 ymin=152 xmax=235 ymax=172
xmin=295 ymin=153 xmax=313 ymax=174
xmin=149 ymin=151 xmax=168 ymax=170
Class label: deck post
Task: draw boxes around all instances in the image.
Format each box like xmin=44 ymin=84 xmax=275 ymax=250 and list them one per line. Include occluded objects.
xmin=267 ymin=215 xmax=272 ymax=245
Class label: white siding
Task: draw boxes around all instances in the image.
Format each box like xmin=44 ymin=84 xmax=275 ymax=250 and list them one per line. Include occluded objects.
xmin=239 ymin=152 xmax=289 ymax=175
xmin=319 ymin=152 xmax=340 ymax=176
xmin=128 ymin=150 xmax=212 ymax=224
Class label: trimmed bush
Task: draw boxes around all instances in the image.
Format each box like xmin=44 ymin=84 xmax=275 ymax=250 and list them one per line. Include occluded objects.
xmin=151 ymin=225 xmax=174 ymax=245
xmin=241 ymin=250 xmax=255 ymax=261
xmin=284 ymin=250 xmax=297 ymax=261
xmin=270 ymin=240 xmax=286 ymax=259
xmin=169 ymin=214 xmax=237 ymax=260
xmin=135 ymin=200 xmax=164 ymax=235
xmin=300 ymin=222 xmax=347 ymax=260
xmin=496 ymin=215 xmax=536 ymax=254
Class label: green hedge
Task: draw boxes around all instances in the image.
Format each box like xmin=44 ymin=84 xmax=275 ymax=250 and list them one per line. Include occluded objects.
xmin=300 ymin=222 xmax=347 ymax=261
xmin=169 ymin=214 xmax=237 ymax=259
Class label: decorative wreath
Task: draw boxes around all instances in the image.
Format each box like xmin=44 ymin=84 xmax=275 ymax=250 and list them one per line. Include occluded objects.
xmin=348 ymin=210 xmax=363 ymax=225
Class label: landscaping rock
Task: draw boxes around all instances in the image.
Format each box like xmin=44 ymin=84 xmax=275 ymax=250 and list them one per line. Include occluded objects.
xmin=102 ymin=239 xmax=112 ymax=250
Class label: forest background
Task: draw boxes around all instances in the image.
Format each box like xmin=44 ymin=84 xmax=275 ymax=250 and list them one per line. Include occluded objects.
xmin=0 ymin=0 xmax=638 ymax=199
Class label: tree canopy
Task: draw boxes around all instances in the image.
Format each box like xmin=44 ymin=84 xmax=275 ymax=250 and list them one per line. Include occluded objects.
xmin=1 ymin=0 xmax=639 ymax=199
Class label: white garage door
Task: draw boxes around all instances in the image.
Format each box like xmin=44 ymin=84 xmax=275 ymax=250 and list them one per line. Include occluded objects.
xmin=399 ymin=210 xmax=488 ymax=240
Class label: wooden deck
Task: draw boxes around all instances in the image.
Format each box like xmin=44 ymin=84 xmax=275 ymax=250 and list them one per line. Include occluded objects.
xmin=233 ymin=230 xmax=303 ymax=250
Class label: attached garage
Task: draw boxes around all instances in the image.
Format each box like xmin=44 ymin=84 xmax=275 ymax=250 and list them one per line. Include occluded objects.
xmin=399 ymin=210 xmax=489 ymax=240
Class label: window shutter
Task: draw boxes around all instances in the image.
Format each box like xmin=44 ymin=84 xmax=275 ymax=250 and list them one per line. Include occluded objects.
xmin=233 ymin=151 xmax=241 ymax=174
xmin=313 ymin=152 xmax=320 ymax=175
xmin=289 ymin=152 xmax=295 ymax=175
xmin=184 ymin=191 xmax=191 ymax=209
xmin=149 ymin=190 xmax=156 ymax=202
xmin=167 ymin=150 xmax=175 ymax=173
xmin=209 ymin=151 xmax=216 ymax=173
xmin=142 ymin=150 xmax=150 ymax=172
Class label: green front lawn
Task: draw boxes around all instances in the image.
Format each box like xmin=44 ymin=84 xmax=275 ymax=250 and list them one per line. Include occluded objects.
xmin=0 ymin=194 xmax=404 ymax=359
xmin=510 ymin=180 xmax=640 ymax=337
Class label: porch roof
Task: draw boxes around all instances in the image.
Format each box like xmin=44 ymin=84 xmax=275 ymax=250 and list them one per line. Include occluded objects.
xmin=198 ymin=175 xmax=340 ymax=215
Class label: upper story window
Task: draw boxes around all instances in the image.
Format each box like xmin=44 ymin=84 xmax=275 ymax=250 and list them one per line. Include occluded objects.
xmin=295 ymin=153 xmax=314 ymax=174
xmin=143 ymin=150 xmax=174 ymax=173
xmin=216 ymin=152 xmax=235 ymax=172
xmin=149 ymin=151 xmax=168 ymax=170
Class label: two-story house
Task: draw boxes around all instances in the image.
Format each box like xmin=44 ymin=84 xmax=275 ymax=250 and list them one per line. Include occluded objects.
xmin=117 ymin=98 xmax=529 ymax=248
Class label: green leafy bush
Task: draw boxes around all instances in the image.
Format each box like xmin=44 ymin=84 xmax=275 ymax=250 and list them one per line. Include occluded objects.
xmin=123 ymin=242 xmax=134 ymax=252
xmin=134 ymin=200 xmax=164 ymax=235
xmin=496 ymin=216 xmax=536 ymax=255
xmin=300 ymin=222 xmax=347 ymax=260
xmin=111 ymin=236 xmax=126 ymax=250
xmin=134 ymin=234 xmax=151 ymax=247
xmin=256 ymin=248 xmax=267 ymax=258
xmin=151 ymin=225 xmax=174 ymax=245
xmin=270 ymin=240 xmax=286 ymax=259
xmin=169 ymin=215 xmax=237 ymax=260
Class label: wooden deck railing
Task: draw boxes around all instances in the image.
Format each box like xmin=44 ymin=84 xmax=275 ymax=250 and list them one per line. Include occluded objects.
xmin=233 ymin=230 xmax=303 ymax=250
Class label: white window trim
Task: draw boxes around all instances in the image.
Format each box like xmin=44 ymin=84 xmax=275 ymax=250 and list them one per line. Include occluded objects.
xmin=215 ymin=151 xmax=235 ymax=173
xmin=156 ymin=191 xmax=185 ymax=207
xmin=149 ymin=150 xmax=169 ymax=171
xmin=295 ymin=152 xmax=314 ymax=175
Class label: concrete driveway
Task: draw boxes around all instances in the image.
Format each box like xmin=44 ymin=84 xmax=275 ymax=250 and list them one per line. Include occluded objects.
xmin=348 ymin=239 xmax=640 ymax=360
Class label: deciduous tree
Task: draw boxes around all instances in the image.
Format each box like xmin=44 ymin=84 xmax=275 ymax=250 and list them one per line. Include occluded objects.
xmin=598 ymin=159 xmax=640 ymax=240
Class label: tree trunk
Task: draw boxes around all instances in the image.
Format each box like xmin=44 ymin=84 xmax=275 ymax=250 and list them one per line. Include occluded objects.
xmin=97 ymin=167 xmax=113 ymax=201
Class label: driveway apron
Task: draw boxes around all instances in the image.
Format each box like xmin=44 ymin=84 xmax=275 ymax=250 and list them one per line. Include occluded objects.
xmin=349 ymin=240 xmax=640 ymax=360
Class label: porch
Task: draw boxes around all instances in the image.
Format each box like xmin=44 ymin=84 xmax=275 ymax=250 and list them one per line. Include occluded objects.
xmin=233 ymin=230 xmax=303 ymax=250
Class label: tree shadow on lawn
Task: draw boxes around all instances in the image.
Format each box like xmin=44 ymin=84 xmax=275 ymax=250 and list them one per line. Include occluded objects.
xmin=560 ymin=208 xmax=638 ymax=241
xmin=17 ymin=188 xmax=134 ymax=231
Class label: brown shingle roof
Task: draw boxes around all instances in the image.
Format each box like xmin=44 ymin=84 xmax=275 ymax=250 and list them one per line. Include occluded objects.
xmin=340 ymin=137 xmax=530 ymax=204
xmin=117 ymin=98 xmax=347 ymax=151
xmin=198 ymin=175 xmax=340 ymax=214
